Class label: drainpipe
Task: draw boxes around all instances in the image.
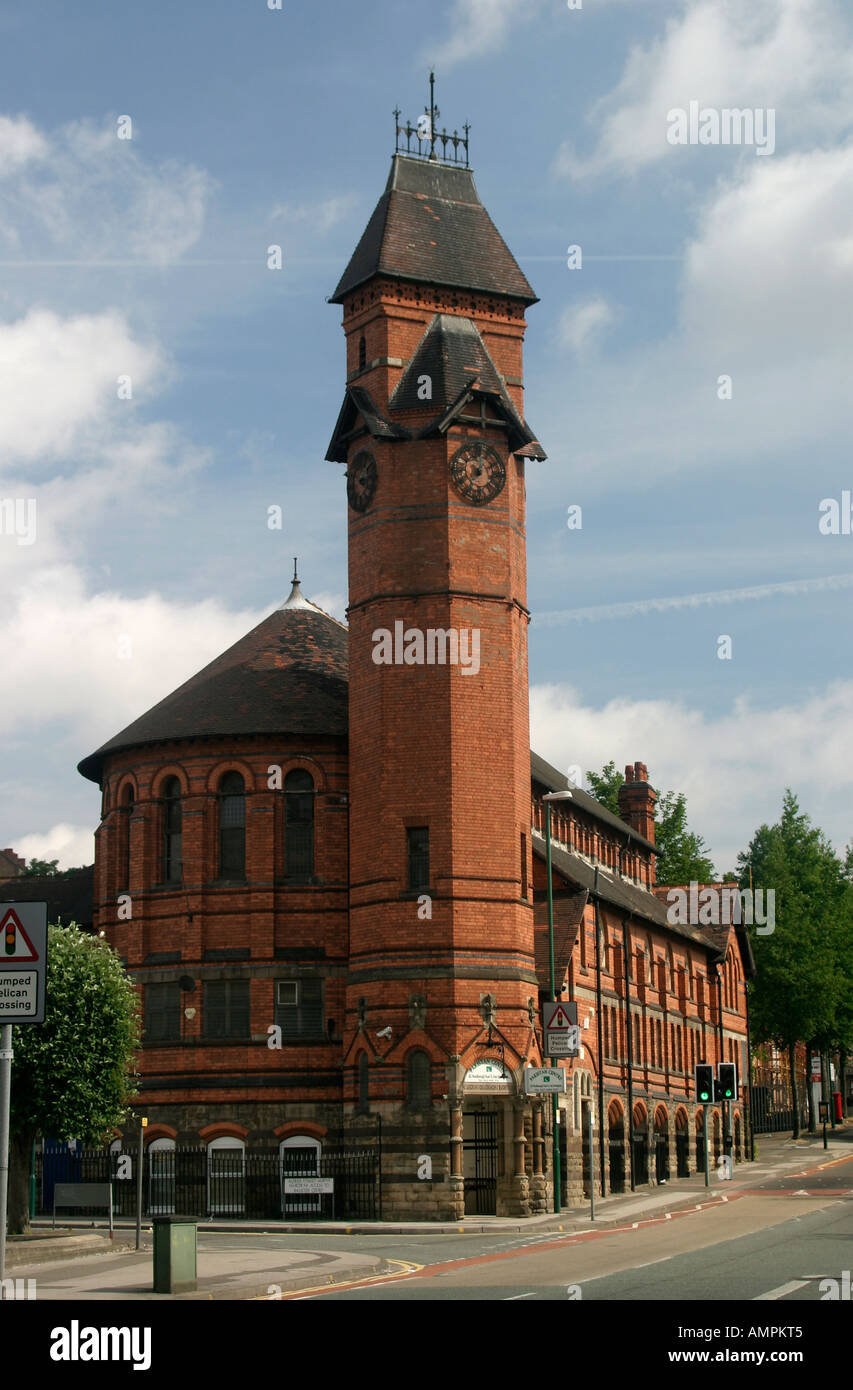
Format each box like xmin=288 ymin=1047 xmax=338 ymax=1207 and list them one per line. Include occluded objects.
xmin=623 ymin=920 xmax=636 ymax=1191
xmin=592 ymin=870 xmax=606 ymax=1195
xmin=743 ymin=979 xmax=755 ymax=1162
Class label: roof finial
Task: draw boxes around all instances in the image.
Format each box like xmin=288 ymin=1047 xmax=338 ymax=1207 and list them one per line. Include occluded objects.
xmin=293 ymin=556 xmax=299 ymax=584
xmin=394 ymin=73 xmax=469 ymax=168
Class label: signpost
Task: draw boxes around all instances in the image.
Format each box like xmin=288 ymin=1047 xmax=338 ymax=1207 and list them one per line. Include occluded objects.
xmin=524 ymin=1067 xmax=567 ymax=1095
xmin=0 ymin=902 xmax=48 ymax=1281
xmin=543 ymin=1001 xmax=580 ymax=1057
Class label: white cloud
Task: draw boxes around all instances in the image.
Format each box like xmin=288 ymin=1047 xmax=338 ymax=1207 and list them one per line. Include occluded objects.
xmin=531 ymin=677 xmax=853 ymax=870
xmin=0 ymin=308 xmax=162 ymax=466
xmin=427 ymin=0 xmax=539 ymax=66
xmin=0 ymin=564 xmax=265 ymax=748
xmin=0 ymin=116 xmax=212 ymax=263
xmin=15 ymin=823 xmax=95 ymax=872
xmin=557 ymin=296 xmax=615 ymax=354
xmin=270 ymin=194 xmax=358 ymax=234
xmin=555 ymin=0 xmax=853 ymax=181
xmin=0 ymin=115 xmax=47 ymax=176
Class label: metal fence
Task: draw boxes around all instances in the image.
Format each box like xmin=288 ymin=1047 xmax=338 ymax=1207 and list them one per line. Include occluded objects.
xmin=37 ymin=1144 xmax=377 ymax=1222
xmin=750 ymin=1077 xmax=809 ymax=1134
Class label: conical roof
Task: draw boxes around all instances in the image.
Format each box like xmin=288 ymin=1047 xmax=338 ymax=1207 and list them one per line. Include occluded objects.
xmin=78 ymin=588 xmax=348 ymax=784
xmin=330 ymin=155 xmax=537 ymax=305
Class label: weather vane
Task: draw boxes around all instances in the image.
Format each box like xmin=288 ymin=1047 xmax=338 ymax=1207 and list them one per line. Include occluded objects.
xmin=394 ymin=71 xmax=470 ymax=167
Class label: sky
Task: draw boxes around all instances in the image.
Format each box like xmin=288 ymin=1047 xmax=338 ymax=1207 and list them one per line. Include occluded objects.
xmin=1 ymin=0 xmax=851 ymax=877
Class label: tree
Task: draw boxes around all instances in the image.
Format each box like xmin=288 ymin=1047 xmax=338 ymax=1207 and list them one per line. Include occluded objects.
xmin=737 ymin=792 xmax=850 ymax=1138
xmin=7 ymin=923 xmax=140 ymax=1233
xmin=654 ymin=791 xmax=716 ymax=885
xmin=585 ymin=764 xmax=715 ymax=883
xmin=585 ymin=761 xmax=622 ymax=818
xmin=21 ymin=858 xmax=59 ymax=877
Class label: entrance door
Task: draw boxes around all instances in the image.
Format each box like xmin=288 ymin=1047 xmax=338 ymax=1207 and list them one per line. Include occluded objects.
xmin=463 ymin=1111 xmax=497 ymax=1215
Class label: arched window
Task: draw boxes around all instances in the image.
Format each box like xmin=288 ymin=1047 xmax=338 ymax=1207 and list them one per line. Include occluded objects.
xmin=118 ymin=784 xmax=134 ymax=892
xmin=162 ymin=777 xmax=182 ymax=883
xmin=285 ymin=769 xmax=314 ymax=877
xmin=357 ymin=1052 xmax=369 ymax=1112
xmin=358 ymin=335 xmax=366 ymax=370
xmin=407 ymin=1050 xmax=431 ymax=1109
xmin=280 ymin=1135 xmax=321 ymax=1214
xmin=206 ymin=1137 xmax=245 ymax=1216
xmin=218 ymin=771 xmax=245 ymax=879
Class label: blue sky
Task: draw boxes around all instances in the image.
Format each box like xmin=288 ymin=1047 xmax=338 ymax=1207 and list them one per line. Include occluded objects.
xmin=1 ymin=0 xmax=852 ymax=875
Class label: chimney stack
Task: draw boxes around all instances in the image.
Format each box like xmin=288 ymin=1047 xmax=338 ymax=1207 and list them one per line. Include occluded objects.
xmin=617 ymin=762 xmax=656 ymax=845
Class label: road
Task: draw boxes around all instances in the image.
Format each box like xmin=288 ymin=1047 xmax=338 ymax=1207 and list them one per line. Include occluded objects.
xmin=209 ymin=1149 xmax=851 ymax=1301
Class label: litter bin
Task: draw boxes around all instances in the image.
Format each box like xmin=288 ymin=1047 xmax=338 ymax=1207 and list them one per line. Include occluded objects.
xmin=152 ymin=1216 xmax=197 ymax=1294
xmin=833 ymin=1091 xmax=843 ymax=1123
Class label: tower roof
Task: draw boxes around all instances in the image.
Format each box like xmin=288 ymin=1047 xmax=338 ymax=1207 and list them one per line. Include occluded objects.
xmin=329 ymin=154 xmax=537 ymax=305
xmin=78 ymin=596 xmax=348 ymax=784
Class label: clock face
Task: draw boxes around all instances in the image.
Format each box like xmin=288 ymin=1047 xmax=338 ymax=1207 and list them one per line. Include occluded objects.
xmin=449 ymin=441 xmax=506 ymax=505
xmin=347 ymin=450 xmax=378 ymax=513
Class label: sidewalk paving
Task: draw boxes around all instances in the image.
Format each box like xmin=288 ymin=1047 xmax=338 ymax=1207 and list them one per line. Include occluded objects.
xmin=8 ymin=1124 xmax=850 ymax=1299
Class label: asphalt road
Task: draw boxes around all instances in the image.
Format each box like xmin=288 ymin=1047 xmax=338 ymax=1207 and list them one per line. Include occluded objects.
xmin=237 ymin=1151 xmax=852 ymax=1301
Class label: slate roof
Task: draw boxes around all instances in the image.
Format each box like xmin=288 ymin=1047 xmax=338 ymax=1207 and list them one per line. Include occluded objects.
xmin=78 ymin=598 xmax=349 ymax=785
xmin=533 ymin=884 xmax=588 ymax=989
xmin=531 ymin=751 xmax=658 ymax=854
xmin=2 ymin=867 xmax=94 ymax=931
xmin=330 ymin=155 xmax=537 ymax=305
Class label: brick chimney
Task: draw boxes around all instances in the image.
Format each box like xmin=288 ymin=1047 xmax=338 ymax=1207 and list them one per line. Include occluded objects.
xmin=617 ymin=763 xmax=656 ymax=844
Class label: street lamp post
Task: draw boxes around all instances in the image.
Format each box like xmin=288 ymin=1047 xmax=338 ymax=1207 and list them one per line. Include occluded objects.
xmin=543 ymin=790 xmax=574 ymax=1216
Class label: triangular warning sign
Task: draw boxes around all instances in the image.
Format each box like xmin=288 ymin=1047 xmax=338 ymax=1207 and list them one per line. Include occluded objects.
xmin=1 ymin=908 xmax=39 ymax=961
xmin=550 ymin=1005 xmax=572 ymax=1028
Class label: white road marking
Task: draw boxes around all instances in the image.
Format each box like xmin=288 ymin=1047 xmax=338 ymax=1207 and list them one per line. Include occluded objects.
xmin=754 ymin=1279 xmax=810 ymax=1301
xmin=504 ymin=1291 xmax=537 ymax=1300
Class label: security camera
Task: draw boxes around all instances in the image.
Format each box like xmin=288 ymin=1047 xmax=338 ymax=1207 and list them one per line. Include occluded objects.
xmin=376 ymin=1026 xmax=392 ymax=1039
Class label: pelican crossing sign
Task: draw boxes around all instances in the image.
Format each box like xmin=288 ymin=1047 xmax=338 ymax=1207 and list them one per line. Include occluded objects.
xmin=0 ymin=902 xmax=48 ymax=1023
xmin=543 ymin=1000 xmax=580 ymax=1057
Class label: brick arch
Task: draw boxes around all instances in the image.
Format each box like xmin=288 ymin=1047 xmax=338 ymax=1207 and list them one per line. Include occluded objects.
xmin=278 ymin=756 xmax=328 ymax=794
xmin=205 ymin=758 xmax=256 ymax=794
xmin=144 ymin=1123 xmax=177 ymax=1144
xmin=653 ymin=1104 xmax=669 ymax=1134
xmin=151 ymin=764 xmax=191 ymax=797
xmin=607 ymin=1097 xmax=624 ymax=1126
xmin=674 ymin=1106 xmax=689 ymax=1132
xmin=111 ymin=773 xmax=139 ymax=811
xmin=632 ymin=1100 xmax=648 ymax=1128
xmin=198 ymin=1121 xmax=248 ymax=1142
xmin=274 ymin=1121 xmax=327 ymax=1142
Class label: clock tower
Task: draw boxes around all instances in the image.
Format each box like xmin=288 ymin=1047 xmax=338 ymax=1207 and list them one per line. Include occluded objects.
xmin=327 ymin=97 xmax=547 ymax=1217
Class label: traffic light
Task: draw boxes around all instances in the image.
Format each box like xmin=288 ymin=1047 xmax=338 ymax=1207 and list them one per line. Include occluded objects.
xmin=695 ymin=1063 xmax=714 ymax=1104
xmin=716 ymin=1062 xmax=737 ymax=1101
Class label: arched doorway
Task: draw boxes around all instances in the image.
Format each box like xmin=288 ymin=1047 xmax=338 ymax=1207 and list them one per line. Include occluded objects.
xmin=148 ymin=1137 xmax=176 ymax=1215
xmin=608 ymin=1101 xmax=625 ymax=1194
xmin=633 ymin=1103 xmax=649 ymax=1185
xmin=675 ymin=1108 xmax=690 ymax=1177
xmin=654 ymin=1106 xmax=670 ymax=1183
xmin=280 ymin=1135 xmax=322 ymax=1216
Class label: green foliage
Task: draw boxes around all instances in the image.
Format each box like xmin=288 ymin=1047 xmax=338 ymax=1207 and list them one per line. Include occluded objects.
xmin=21 ymin=857 xmax=59 ymax=877
xmin=654 ymin=790 xmax=716 ymax=885
xmin=737 ymin=791 xmax=853 ymax=1054
xmin=10 ymin=923 xmax=140 ymax=1142
xmin=585 ymin=763 xmax=716 ymax=883
xmin=585 ymin=761 xmax=622 ymax=818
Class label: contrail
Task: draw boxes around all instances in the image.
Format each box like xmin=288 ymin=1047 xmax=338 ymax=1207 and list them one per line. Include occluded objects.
xmin=536 ymin=572 xmax=853 ymax=626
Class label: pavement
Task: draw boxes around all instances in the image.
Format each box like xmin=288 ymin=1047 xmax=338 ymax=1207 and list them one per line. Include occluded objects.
xmin=6 ymin=1122 xmax=850 ymax=1300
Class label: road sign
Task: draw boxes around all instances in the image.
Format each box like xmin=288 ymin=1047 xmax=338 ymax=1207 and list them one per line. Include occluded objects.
xmin=283 ymin=1178 xmax=334 ymax=1194
xmin=524 ymin=1067 xmax=566 ymax=1095
xmin=0 ymin=903 xmax=48 ymax=1023
xmin=543 ymin=1000 xmax=579 ymax=1056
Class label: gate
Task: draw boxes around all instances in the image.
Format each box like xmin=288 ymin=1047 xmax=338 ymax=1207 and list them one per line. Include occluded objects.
xmin=675 ymin=1114 xmax=690 ymax=1177
xmin=654 ymin=1111 xmax=670 ymax=1183
xmin=464 ymin=1112 xmax=497 ymax=1215
xmin=608 ymin=1107 xmax=625 ymax=1194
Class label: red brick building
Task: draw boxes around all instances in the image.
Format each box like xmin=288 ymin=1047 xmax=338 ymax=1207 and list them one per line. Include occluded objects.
xmin=78 ymin=133 xmax=753 ymax=1218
